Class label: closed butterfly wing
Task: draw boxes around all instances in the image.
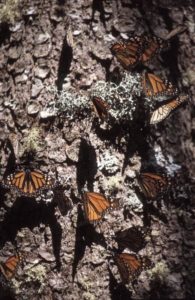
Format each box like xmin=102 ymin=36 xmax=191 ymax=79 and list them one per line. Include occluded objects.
xmin=83 ymin=192 xmax=111 ymax=223
xmin=142 ymin=72 xmax=178 ymax=99
xmin=92 ymin=96 xmax=109 ymax=121
xmin=110 ymin=36 xmax=144 ymax=70
xmin=115 ymin=226 xmax=147 ymax=252
xmin=150 ymin=95 xmax=188 ymax=124
xmin=0 ymin=253 xmax=22 ymax=280
xmin=114 ymin=253 xmax=151 ymax=283
xmin=141 ymin=35 xmax=169 ymax=63
xmin=136 ymin=172 xmax=170 ymax=199
xmin=3 ymin=169 xmax=55 ymax=196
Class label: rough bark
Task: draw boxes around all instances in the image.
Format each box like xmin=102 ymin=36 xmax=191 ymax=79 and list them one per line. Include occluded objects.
xmin=0 ymin=0 xmax=194 ymax=299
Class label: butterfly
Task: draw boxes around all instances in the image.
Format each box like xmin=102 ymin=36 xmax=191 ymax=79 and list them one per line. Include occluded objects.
xmin=82 ymin=192 xmax=112 ymax=223
xmin=92 ymin=96 xmax=109 ymax=121
xmin=3 ymin=168 xmax=55 ymax=196
xmin=110 ymin=36 xmax=144 ymax=70
xmin=111 ymin=34 xmax=168 ymax=70
xmin=114 ymin=253 xmax=151 ymax=284
xmin=140 ymin=35 xmax=169 ymax=63
xmin=142 ymin=72 xmax=178 ymax=99
xmin=115 ymin=226 xmax=147 ymax=252
xmin=136 ymin=172 xmax=171 ymax=199
xmin=150 ymin=95 xmax=188 ymax=124
xmin=0 ymin=253 xmax=23 ymax=280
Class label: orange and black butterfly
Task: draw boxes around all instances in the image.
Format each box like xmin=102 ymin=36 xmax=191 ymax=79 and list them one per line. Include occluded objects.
xmin=136 ymin=172 xmax=171 ymax=199
xmin=110 ymin=36 xmax=144 ymax=70
xmin=150 ymin=95 xmax=188 ymax=124
xmin=114 ymin=253 xmax=151 ymax=284
xmin=3 ymin=168 xmax=55 ymax=196
xmin=115 ymin=226 xmax=148 ymax=252
xmin=92 ymin=96 xmax=109 ymax=121
xmin=141 ymin=35 xmax=169 ymax=63
xmin=142 ymin=72 xmax=178 ymax=99
xmin=82 ymin=192 xmax=112 ymax=223
xmin=111 ymin=34 xmax=168 ymax=70
xmin=0 ymin=253 xmax=23 ymax=280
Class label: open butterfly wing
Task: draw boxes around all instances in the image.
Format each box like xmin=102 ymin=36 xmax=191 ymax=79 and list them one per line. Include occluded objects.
xmin=83 ymin=192 xmax=111 ymax=223
xmin=142 ymin=72 xmax=177 ymax=99
xmin=115 ymin=253 xmax=150 ymax=283
xmin=4 ymin=169 xmax=55 ymax=196
xmin=111 ymin=36 xmax=143 ymax=69
xmin=141 ymin=35 xmax=169 ymax=63
xmin=0 ymin=254 xmax=21 ymax=280
xmin=150 ymin=95 xmax=188 ymax=124
xmin=137 ymin=172 xmax=169 ymax=199
xmin=114 ymin=253 xmax=131 ymax=284
xmin=115 ymin=227 xmax=147 ymax=252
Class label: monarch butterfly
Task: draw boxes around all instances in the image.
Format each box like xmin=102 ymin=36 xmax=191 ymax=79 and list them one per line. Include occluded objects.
xmin=115 ymin=226 xmax=147 ymax=252
xmin=83 ymin=192 xmax=112 ymax=223
xmin=3 ymin=168 xmax=55 ymax=196
xmin=111 ymin=34 xmax=168 ymax=70
xmin=142 ymin=72 xmax=178 ymax=99
xmin=114 ymin=253 xmax=151 ymax=284
xmin=110 ymin=36 xmax=144 ymax=70
xmin=0 ymin=253 xmax=22 ymax=280
xmin=150 ymin=95 xmax=188 ymax=124
xmin=141 ymin=35 xmax=169 ymax=63
xmin=92 ymin=96 xmax=109 ymax=120
xmin=136 ymin=172 xmax=170 ymax=199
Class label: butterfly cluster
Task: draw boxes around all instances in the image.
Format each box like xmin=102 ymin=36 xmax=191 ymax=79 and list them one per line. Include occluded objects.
xmin=0 ymin=30 xmax=187 ymax=288
xmin=92 ymin=33 xmax=188 ymax=125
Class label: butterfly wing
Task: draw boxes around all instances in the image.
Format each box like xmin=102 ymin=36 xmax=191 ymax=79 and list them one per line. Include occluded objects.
xmin=137 ymin=172 xmax=170 ymax=199
xmin=111 ymin=36 xmax=143 ymax=69
xmin=115 ymin=253 xmax=151 ymax=283
xmin=141 ymin=35 xmax=168 ymax=63
xmin=4 ymin=169 xmax=54 ymax=196
xmin=92 ymin=96 xmax=109 ymax=120
xmin=83 ymin=192 xmax=111 ymax=223
xmin=0 ymin=254 xmax=21 ymax=280
xmin=142 ymin=72 xmax=177 ymax=99
xmin=115 ymin=227 xmax=147 ymax=252
xmin=150 ymin=95 xmax=188 ymax=124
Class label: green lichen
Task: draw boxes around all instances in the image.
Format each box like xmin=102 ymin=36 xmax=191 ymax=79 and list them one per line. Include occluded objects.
xmin=90 ymin=72 xmax=141 ymax=121
xmin=20 ymin=127 xmax=44 ymax=156
xmin=0 ymin=0 xmax=21 ymax=24
xmin=98 ymin=149 xmax=120 ymax=175
xmin=12 ymin=278 xmax=22 ymax=295
xmin=43 ymin=71 xmax=146 ymax=124
xmin=82 ymin=292 xmax=96 ymax=300
xmin=25 ymin=265 xmax=47 ymax=293
xmin=148 ymin=261 xmax=170 ymax=283
xmin=44 ymin=85 xmax=90 ymax=120
xmin=106 ymin=175 xmax=123 ymax=193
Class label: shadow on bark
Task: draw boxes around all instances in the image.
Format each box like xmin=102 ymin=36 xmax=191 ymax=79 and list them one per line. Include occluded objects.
xmin=0 ymin=197 xmax=62 ymax=268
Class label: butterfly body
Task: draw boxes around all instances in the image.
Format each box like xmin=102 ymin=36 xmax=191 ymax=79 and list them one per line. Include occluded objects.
xmin=83 ymin=192 xmax=111 ymax=223
xmin=3 ymin=169 xmax=55 ymax=196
